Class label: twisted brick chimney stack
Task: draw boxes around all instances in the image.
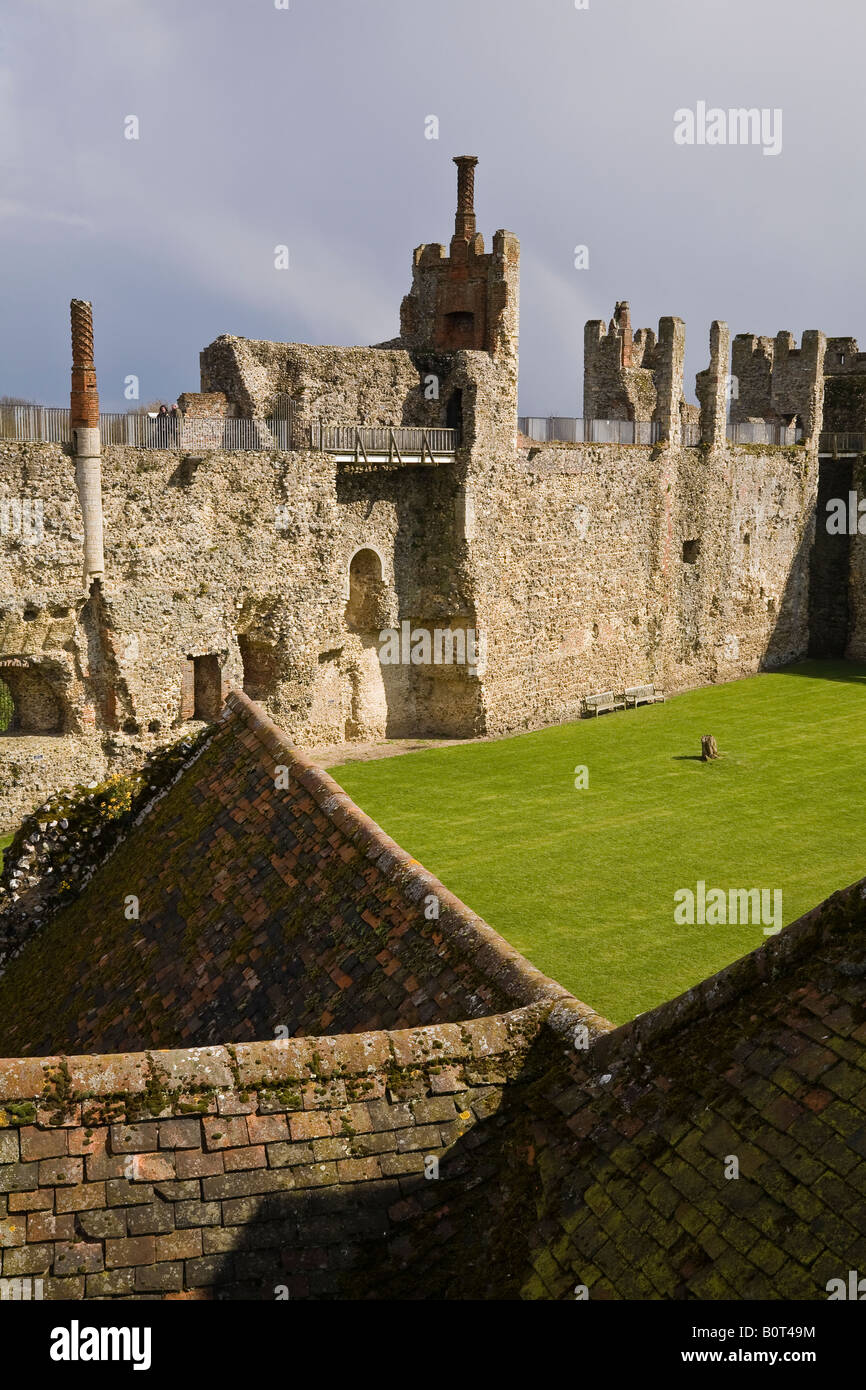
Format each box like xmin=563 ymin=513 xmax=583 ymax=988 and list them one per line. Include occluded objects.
xmin=452 ymin=155 xmax=478 ymax=245
xmin=399 ymin=152 xmax=518 ymax=361
xmin=69 ymin=299 xmax=104 ymax=584
xmin=70 ymin=299 xmax=99 ymax=428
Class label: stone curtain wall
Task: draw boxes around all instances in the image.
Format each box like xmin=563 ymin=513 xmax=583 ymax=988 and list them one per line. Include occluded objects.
xmin=0 ymin=422 xmax=829 ymax=826
xmin=0 ymin=428 xmax=477 ymax=828
xmin=198 ymin=339 xmax=462 ymax=433
xmin=0 ymin=691 xmax=586 ymax=1057
xmin=465 ymin=441 xmax=816 ymax=732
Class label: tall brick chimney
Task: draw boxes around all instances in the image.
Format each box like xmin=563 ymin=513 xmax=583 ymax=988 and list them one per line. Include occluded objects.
xmin=69 ymin=299 xmax=105 ymax=584
xmin=70 ymin=299 xmax=99 ymax=428
xmin=399 ymin=152 xmax=518 ymax=364
xmin=452 ymin=155 xmax=478 ymax=245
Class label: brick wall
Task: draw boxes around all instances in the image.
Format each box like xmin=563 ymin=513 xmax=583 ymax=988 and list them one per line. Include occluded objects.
xmin=0 ymin=1009 xmax=549 ymax=1299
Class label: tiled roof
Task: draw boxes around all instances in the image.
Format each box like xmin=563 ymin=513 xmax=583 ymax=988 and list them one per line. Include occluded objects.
xmin=0 ymin=692 xmax=863 ymax=1299
xmin=0 ymin=692 xmax=585 ymax=1057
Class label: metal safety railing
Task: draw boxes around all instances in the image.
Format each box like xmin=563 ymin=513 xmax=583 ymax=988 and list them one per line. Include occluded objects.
xmin=0 ymin=404 xmax=72 ymax=443
xmin=97 ymin=414 xmax=297 ymax=451
xmin=818 ymin=432 xmax=866 ymax=456
xmin=726 ymin=421 xmax=802 ymax=446
xmin=518 ymin=416 xmax=661 ymax=445
xmin=0 ymin=404 xmax=298 ymax=452
xmin=0 ymin=403 xmax=458 ymax=460
xmin=519 ymin=416 xmax=807 ymax=448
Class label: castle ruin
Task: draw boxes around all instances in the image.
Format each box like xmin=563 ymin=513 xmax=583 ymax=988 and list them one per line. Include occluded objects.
xmin=1 ymin=156 xmax=865 ymax=828
xmin=1 ymin=159 xmax=866 ymax=1302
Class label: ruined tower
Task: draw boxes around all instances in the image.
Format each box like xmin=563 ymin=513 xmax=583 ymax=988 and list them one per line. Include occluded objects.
xmin=584 ymin=302 xmax=685 ymax=439
xmin=695 ymin=320 xmax=731 ymax=447
xmin=398 ymin=156 xmax=519 ymax=360
xmin=730 ymin=329 xmax=826 ymax=444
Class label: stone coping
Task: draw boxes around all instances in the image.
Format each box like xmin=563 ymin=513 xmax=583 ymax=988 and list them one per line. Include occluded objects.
xmin=0 ymin=1007 xmax=547 ymax=1104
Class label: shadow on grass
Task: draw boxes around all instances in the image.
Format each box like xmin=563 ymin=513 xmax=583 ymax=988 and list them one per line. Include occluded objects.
xmin=765 ymin=659 xmax=866 ymax=685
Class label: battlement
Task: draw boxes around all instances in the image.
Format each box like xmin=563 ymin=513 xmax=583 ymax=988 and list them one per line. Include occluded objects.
xmin=694 ymin=319 xmax=732 ymax=446
xmin=583 ymin=303 xmax=685 ymax=439
xmin=822 ymin=337 xmax=866 ymax=433
xmin=730 ymin=328 xmax=826 ymax=441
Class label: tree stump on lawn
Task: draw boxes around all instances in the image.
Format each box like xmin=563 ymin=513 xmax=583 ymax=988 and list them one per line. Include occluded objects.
xmin=701 ymin=735 xmax=719 ymax=761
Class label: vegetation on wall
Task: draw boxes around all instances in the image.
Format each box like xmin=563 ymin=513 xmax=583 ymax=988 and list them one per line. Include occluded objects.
xmin=0 ymin=726 xmax=214 ymax=971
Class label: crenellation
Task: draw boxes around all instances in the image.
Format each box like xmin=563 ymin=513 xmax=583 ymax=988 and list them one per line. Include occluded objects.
xmin=731 ymin=327 xmax=826 ymax=442
xmin=583 ymin=303 xmax=687 ymax=430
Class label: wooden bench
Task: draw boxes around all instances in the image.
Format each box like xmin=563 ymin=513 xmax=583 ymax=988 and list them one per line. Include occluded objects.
xmin=623 ymin=683 xmax=665 ymax=708
xmin=582 ymin=690 xmax=625 ymax=717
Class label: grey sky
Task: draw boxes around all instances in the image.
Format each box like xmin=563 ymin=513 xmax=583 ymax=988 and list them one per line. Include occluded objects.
xmin=1 ymin=0 xmax=862 ymax=413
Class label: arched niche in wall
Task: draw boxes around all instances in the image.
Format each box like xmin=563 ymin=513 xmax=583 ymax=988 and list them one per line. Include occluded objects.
xmin=344 ymin=546 xmax=388 ymax=632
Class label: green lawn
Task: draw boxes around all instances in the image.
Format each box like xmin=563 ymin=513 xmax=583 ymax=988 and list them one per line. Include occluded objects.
xmin=0 ymin=833 xmax=11 ymax=869
xmin=331 ymin=661 xmax=866 ymax=1025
